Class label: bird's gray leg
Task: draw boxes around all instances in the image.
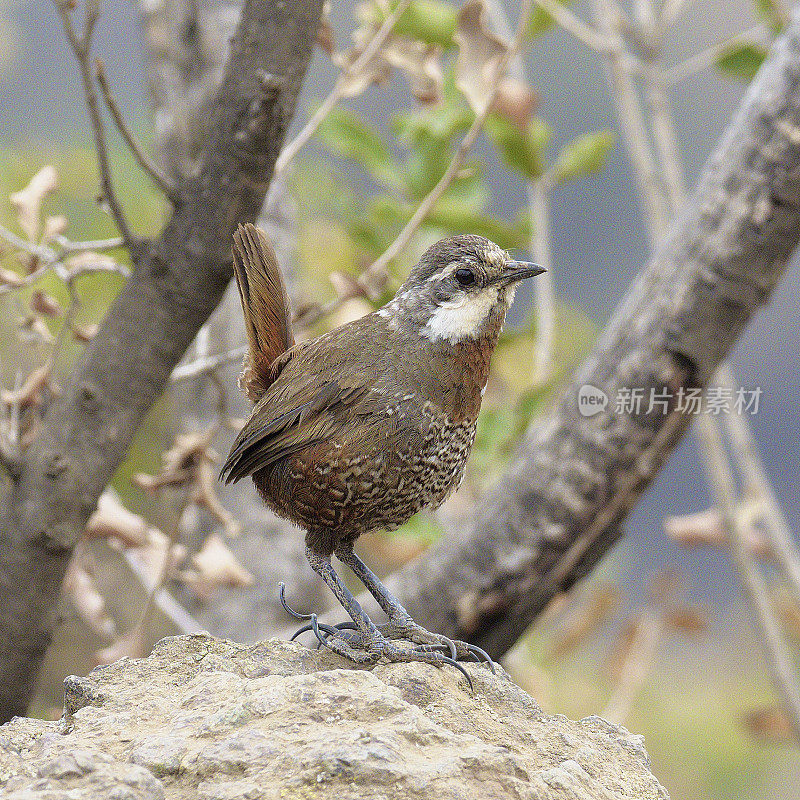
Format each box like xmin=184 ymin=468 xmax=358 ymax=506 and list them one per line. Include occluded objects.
xmin=304 ymin=547 xmax=382 ymax=664
xmin=333 ymin=543 xmax=495 ymax=671
xmin=304 ymin=546 xmax=475 ymax=686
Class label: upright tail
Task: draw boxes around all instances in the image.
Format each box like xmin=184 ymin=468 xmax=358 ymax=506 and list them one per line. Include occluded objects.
xmin=231 ymin=223 xmax=295 ymax=401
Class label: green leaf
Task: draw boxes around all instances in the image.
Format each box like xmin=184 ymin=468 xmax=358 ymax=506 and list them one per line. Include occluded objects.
xmin=485 ymin=114 xmax=552 ymax=179
xmin=393 ymin=75 xmax=473 ymax=146
xmin=715 ymin=43 xmax=768 ymax=83
xmin=753 ymin=0 xmax=786 ymax=32
xmin=550 ymin=130 xmax=615 ymax=185
xmin=526 ymin=0 xmax=572 ymax=38
xmin=393 ymin=0 xmax=458 ymax=48
xmin=425 ymin=204 xmax=531 ymax=249
xmin=317 ymin=108 xmax=402 ymax=189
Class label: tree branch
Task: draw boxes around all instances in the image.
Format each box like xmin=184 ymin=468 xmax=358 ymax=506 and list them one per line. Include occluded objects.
xmin=0 ymin=0 xmax=323 ymax=722
xmin=381 ymin=14 xmax=800 ymax=657
xmin=95 ymin=59 xmax=178 ymax=202
xmin=54 ymin=0 xmax=135 ymax=247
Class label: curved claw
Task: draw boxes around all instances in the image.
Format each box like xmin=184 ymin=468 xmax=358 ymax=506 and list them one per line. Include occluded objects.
xmin=465 ymin=644 xmax=496 ymax=673
xmin=289 ymin=615 xmax=343 ymax=648
xmin=440 ymin=656 xmax=473 ymax=691
xmin=279 ymin=582 xmax=313 ymax=621
xmin=440 ymin=638 xmax=458 ymax=661
xmin=332 ymin=621 xmax=359 ymax=632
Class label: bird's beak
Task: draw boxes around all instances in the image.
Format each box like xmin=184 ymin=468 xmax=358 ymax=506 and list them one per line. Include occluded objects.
xmin=494 ymin=260 xmax=545 ymax=286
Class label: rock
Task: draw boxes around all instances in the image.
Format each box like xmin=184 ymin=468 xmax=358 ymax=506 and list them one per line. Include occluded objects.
xmin=0 ymin=635 xmax=669 ymax=799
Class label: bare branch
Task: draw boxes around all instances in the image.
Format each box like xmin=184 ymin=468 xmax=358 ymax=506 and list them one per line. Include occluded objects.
xmin=695 ymin=412 xmax=800 ymax=743
xmin=54 ymin=0 xmax=135 ymax=246
xmin=718 ymin=365 xmax=800 ymax=604
xmin=95 ymin=59 xmax=178 ymax=202
xmin=664 ymin=24 xmax=770 ymax=85
xmin=533 ymin=0 xmax=614 ymax=53
xmin=0 ymin=0 xmax=323 ymax=722
xmin=170 ymin=346 xmax=248 ymax=384
xmin=593 ymin=0 xmax=670 ymax=240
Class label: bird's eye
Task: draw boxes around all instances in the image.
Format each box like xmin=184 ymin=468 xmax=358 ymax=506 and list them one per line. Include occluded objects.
xmin=454 ymin=268 xmax=475 ymax=286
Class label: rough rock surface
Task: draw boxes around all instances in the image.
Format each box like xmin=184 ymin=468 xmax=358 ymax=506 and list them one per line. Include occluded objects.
xmin=0 ymin=635 xmax=669 ymax=799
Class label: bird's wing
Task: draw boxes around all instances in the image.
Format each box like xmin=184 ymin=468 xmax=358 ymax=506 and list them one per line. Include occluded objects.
xmin=231 ymin=223 xmax=295 ymax=402
xmin=219 ymin=379 xmax=368 ymax=484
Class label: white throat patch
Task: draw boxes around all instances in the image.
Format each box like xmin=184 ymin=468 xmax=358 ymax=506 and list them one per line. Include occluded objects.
xmin=421 ymin=286 xmax=499 ymax=343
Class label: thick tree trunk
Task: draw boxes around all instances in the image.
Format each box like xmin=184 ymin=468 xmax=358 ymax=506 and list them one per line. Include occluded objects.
xmin=0 ymin=0 xmax=323 ymax=722
xmin=379 ymin=14 xmax=800 ymax=656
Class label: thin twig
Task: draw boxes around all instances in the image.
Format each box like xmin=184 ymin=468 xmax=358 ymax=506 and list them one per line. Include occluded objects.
xmin=695 ymin=412 xmax=800 ymax=744
xmin=54 ymin=0 xmax=135 ymax=246
xmin=643 ymin=64 xmax=686 ymax=209
xmin=664 ymin=23 xmax=770 ymax=85
xmin=602 ymin=608 xmax=664 ymax=723
xmin=592 ymin=0 xmax=670 ymax=240
xmin=95 ymin=59 xmax=178 ymax=202
xmin=274 ymin=0 xmax=413 ymax=176
xmin=55 ymin=235 xmax=124 ymax=252
xmin=718 ymin=365 xmax=800 ymax=605
xmin=532 ymin=0 xmax=614 ymax=53
xmin=170 ymin=346 xmax=247 ymax=383
xmin=362 ymin=0 xmax=535 ymax=286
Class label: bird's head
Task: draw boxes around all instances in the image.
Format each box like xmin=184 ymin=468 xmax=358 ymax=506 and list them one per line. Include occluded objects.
xmin=381 ymin=235 xmax=544 ymax=344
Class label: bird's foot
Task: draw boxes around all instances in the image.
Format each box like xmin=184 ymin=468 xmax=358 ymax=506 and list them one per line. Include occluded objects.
xmin=288 ymin=617 xmax=475 ymax=689
xmin=376 ymin=617 xmax=496 ymax=673
xmin=332 ymin=627 xmax=476 ymax=689
xmin=277 ymin=582 xmax=486 ymax=687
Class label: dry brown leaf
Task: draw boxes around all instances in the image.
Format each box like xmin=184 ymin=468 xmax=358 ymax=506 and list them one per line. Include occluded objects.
xmin=128 ymin=528 xmax=185 ymax=584
xmin=16 ymin=313 xmax=54 ymax=344
xmin=41 ymin=215 xmax=68 ymax=244
xmin=63 ymin=559 xmax=117 ymax=640
xmin=9 ymin=165 xmax=59 ymax=242
xmin=30 ymin=289 xmax=63 ymax=317
xmin=317 ymin=1 xmax=335 ymax=55
xmin=454 ymin=0 xmax=509 ymax=115
xmin=664 ymin=508 xmax=726 ymax=546
xmin=664 ymin=508 xmax=771 ymax=555
xmin=0 ymin=363 xmax=54 ymax=410
xmin=184 ymin=533 xmax=254 ymax=601
xmin=664 ymin=605 xmax=709 ymax=634
xmin=0 ymin=267 xmax=24 ymax=287
xmin=72 ymin=322 xmax=99 ymax=342
xmin=741 ymin=706 xmax=794 ymax=743
xmin=383 ymin=36 xmax=443 ymax=104
xmin=85 ymin=491 xmax=150 ymax=548
xmin=334 ymin=44 xmax=392 ymax=97
xmin=776 ymin=592 xmax=800 ymax=641
xmin=134 ymin=431 xmax=215 ymax=494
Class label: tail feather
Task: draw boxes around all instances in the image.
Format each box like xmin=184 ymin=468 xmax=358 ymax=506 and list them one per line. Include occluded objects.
xmin=231 ymin=223 xmax=294 ymax=401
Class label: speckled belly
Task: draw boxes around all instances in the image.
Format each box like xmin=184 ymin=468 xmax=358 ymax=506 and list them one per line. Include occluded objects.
xmin=253 ymin=408 xmax=476 ymax=546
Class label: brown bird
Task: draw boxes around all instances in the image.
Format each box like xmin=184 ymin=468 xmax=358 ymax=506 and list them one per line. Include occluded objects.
xmin=221 ymin=223 xmax=543 ymax=678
